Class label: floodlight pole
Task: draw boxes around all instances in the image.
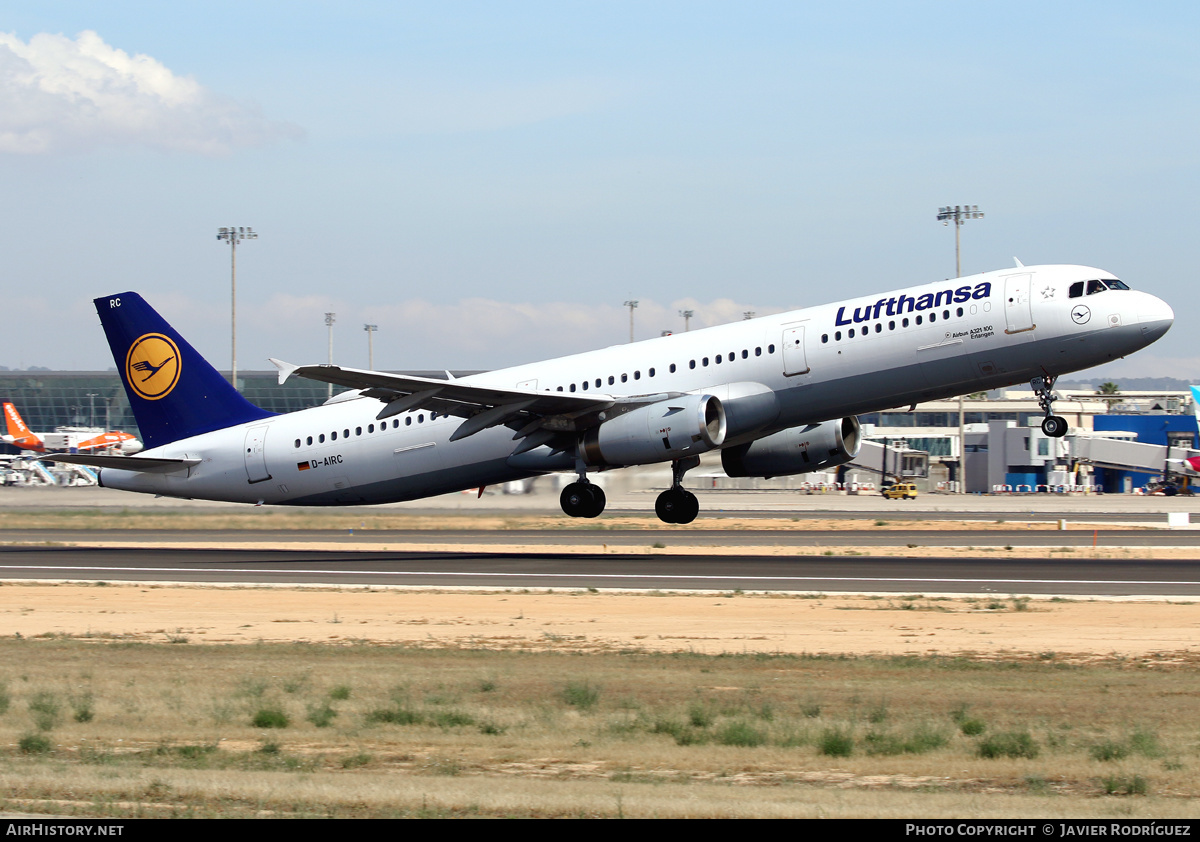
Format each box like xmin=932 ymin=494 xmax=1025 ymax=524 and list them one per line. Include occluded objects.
xmin=364 ymin=324 xmax=378 ymax=370
xmin=325 ymin=312 xmax=336 ymax=398
xmin=216 ymin=226 xmax=257 ymax=390
xmin=936 ymin=205 xmax=983 ymax=281
xmin=679 ymin=309 xmax=694 ymax=332
xmin=624 ymin=300 xmax=638 ymax=343
xmin=937 ymin=206 xmax=982 ymax=493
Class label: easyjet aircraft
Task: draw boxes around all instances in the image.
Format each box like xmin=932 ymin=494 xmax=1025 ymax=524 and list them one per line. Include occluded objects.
xmin=2 ymin=402 xmax=141 ymax=455
xmin=47 ymin=264 xmax=1172 ymax=523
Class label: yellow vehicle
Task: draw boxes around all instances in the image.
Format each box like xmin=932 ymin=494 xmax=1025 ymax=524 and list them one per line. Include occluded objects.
xmin=882 ymin=482 xmax=918 ymax=500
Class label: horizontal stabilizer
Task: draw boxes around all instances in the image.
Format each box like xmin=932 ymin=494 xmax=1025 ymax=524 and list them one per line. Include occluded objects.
xmin=42 ymin=454 xmax=200 ymax=474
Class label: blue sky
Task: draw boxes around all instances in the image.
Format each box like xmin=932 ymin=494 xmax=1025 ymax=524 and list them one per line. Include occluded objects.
xmin=0 ymin=2 xmax=1196 ymax=382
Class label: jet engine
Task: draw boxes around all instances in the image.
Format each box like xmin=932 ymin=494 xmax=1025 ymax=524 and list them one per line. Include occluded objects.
xmin=582 ymin=394 xmax=726 ymax=467
xmin=721 ymin=416 xmax=861 ymax=478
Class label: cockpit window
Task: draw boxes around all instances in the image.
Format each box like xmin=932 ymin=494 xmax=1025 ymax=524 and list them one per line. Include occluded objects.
xmin=1069 ymin=282 xmax=1084 ymax=298
xmin=1083 ymin=278 xmax=1131 ymax=295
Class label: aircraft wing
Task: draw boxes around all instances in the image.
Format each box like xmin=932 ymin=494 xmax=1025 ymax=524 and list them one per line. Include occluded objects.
xmin=271 ymin=359 xmax=682 ymax=449
xmin=41 ymin=453 xmax=200 ymax=474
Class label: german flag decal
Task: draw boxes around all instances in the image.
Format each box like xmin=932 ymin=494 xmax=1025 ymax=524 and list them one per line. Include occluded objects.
xmin=297 ymin=461 xmax=311 ymax=471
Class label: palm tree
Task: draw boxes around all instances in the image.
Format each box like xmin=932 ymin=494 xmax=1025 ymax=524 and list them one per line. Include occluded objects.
xmin=1096 ymin=382 xmax=1120 ymax=408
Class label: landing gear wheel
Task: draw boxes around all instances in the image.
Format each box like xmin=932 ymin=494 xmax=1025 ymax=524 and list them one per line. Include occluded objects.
xmin=655 ymin=487 xmax=699 ymax=524
xmin=586 ymin=484 xmax=606 ymax=517
xmin=560 ymin=482 xmax=605 ymax=518
xmin=1041 ymin=415 xmax=1068 ymax=438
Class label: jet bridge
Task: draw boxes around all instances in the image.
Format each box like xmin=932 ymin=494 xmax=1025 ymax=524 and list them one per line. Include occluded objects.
xmin=1068 ymin=433 xmax=1199 ymax=490
xmin=851 ymin=439 xmax=929 ymax=481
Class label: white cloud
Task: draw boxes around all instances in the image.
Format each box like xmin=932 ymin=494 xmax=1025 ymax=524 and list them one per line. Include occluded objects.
xmin=0 ymin=30 xmax=301 ymax=155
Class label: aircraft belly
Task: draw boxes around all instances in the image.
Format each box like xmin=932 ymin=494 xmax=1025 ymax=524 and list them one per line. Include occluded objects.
xmin=282 ymin=426 xmax=534 ymax=506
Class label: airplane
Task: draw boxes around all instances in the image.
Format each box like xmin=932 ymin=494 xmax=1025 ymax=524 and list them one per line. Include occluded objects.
xmin=3 ymin=401 xmax=141 ymax=455
xmin=46 ymin=263 xmax=1172 ymax=523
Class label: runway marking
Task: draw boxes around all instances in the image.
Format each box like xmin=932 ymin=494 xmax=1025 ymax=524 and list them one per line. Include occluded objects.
xmin=0 ymin=565 xmax=1199 ymax=587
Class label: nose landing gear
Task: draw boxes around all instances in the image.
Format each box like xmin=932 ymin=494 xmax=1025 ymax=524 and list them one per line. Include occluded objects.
xmin=1032 ymin=375 xmax=1068 ymax=437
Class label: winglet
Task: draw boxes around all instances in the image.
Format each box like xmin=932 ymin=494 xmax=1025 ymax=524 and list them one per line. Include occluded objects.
xmin=1013 ymin=257 xmax=1025 ymax=268
xmin=270 ymin=358 xmax=300 ymax=385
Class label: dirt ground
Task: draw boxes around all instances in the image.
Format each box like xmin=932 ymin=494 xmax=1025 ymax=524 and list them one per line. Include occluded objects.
xmin=3 ymin=580 xmax=1197 ymax=661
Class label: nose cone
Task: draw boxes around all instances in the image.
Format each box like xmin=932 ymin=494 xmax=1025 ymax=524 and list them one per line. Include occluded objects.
xmin=1138 ymin=293 xmax=1174 ymax=344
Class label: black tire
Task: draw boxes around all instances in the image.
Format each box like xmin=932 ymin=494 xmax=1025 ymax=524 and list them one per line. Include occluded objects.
xmin=655 ymin=488 xmax=682 ymax=523
xmin=584 ymin=484 xmax=607 ymax=518
xmin=656 ymin=488 xmax=699 ymax=524
xmin=560 ymin=482 xmax=597 ymax=518
xmin=1041 ymin=415 xmax=1068 ymax=438
xmin=676 ymin=489 xmax=699 ymax=524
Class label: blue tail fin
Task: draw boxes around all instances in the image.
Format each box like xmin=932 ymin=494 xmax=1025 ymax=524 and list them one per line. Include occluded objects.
xmin=96 ymin=292 xmax=274 ymax=449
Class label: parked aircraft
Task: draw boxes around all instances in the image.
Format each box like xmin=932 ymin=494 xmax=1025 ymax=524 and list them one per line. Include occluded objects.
xmin=2 ymin=402 xmax=141 ymax=455
xmin=47 ymin=264 xmax=1172 ymax=522
xmin=1182 ymin=385 xmax=1200 ymax=474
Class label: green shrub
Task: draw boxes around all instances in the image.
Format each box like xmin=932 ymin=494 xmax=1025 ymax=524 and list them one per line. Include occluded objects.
xmin=430 ymin=710 xmax=475 ymax=728
xmin=959 ymin=717 xmax=986 ymax=736
xmin=70 ymin=692 xmax=94 ymax=723
xmin=716 ymin=721 xmax=766 ymax=747
xmin=978 ymin=730 xmax=1039 ymax=759
xmin=865 ymin=724 xmax=948 ymax=756
xmin=1129 ymin=727 xmax=1163 ymax=758
xmin=1090 ymin=740 xmax=1129 ymax=762
xmin=562 ymin=680 xmax=601 ymax=710
xmin=365 ymin=707 xmax=423 ymax=726
xmin=819 ymin=728 xmax=854 ymax=757
xmin=306 ymin=702 xmax=337 ymax=728
xmin=1102 ymin=774 xmax=1149 ymax=796
xmin=18 ymin=733 xmax=52 ymax=754
xmin=251 ymin=707 xmax=289 ymax=729
xmin=687 ymin=702 xmax=713 ymax=728
xmin=28 ymin=692 xmax=60 ymax=731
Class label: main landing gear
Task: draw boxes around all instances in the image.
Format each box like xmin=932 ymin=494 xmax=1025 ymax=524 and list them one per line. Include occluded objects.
xmin=560 ymin=480 xmax=606 ymax=518
xmin=655 ymin=456 xmax=701 ymax=524
xmin=1032 ymin=375 xmax=1068 ymax=438
xmin=558 ymin=453 xmax=703 ymax=523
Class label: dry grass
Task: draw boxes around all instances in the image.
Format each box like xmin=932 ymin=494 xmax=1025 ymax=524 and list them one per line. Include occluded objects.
xmin=0 ymin=508 xmax=1120 ymax=533
xmin=0 ymin=639 xmax=1197 ymax=818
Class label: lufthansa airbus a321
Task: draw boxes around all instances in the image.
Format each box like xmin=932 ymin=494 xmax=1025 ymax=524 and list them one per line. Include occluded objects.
xmin=48 ymin=263 xmax=1173 ymax=523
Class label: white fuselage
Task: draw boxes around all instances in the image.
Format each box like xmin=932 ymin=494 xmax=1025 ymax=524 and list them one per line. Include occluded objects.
xmin=100 ymin=265 xmax=1173 ymax=505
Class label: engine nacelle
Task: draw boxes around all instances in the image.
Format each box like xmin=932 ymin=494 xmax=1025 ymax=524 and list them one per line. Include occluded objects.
xmin=721 ymin=417 xmax=861 ymax=478
xmin=583 ymin=394 xmax=726 ymax=467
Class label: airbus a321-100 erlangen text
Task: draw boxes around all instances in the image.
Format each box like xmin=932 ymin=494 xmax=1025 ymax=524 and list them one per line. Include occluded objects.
xmin=48 ymin=263 xmax=1172 ymax=524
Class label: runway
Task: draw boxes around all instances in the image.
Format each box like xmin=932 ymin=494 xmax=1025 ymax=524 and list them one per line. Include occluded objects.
xmin=4 ymin=544 xmax=1200 ymax=596
xmin=3 ymin=525 xmax=1200 ymax=548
